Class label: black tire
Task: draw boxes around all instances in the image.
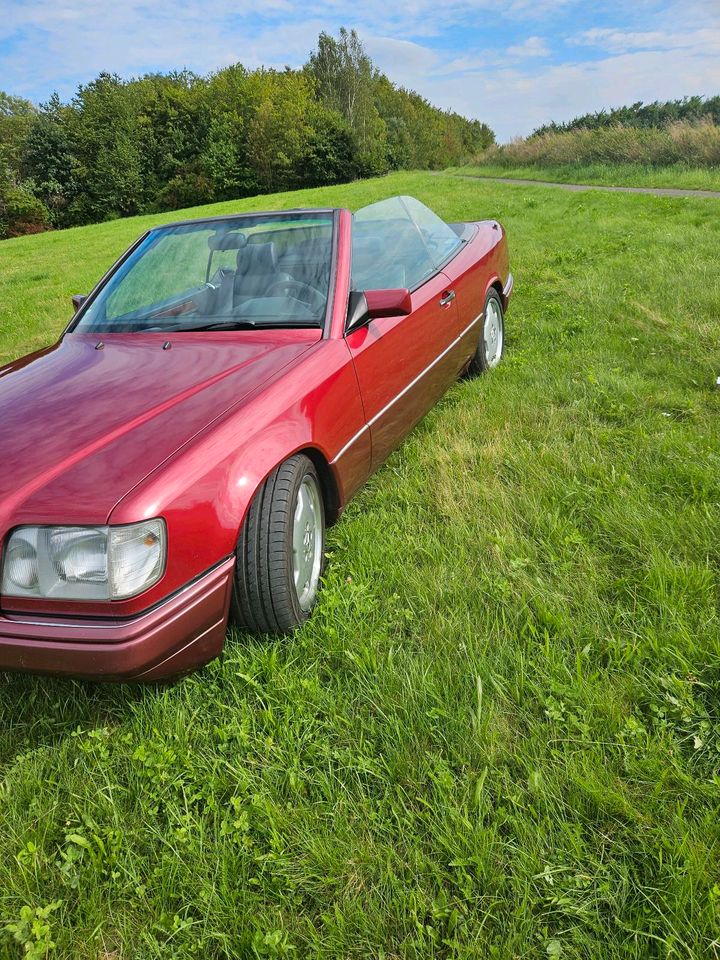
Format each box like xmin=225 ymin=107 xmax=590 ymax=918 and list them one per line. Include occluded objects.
xmin=468 ymin=288 xmax=505 ymax=376
xmin=231 ymin=454 xmax=325 ymax=634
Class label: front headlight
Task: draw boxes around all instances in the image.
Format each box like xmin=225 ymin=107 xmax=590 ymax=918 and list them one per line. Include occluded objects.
xmin=1 ymin=520 xmax=166 ymax=601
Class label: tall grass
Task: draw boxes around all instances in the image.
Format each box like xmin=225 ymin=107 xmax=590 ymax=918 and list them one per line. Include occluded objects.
xmin=478 ymin=120 xmax=720 ymax=168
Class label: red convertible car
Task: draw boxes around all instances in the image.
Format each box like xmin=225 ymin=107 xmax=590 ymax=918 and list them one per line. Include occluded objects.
xmin=0 ymin=196 xmax=511 ymax=679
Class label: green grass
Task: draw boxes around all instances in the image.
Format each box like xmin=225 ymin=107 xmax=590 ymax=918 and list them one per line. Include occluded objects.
xmin=1 ymin=172 xmax=720 ymax=959
xmin=450 ymin=162 xmax=720 ymax=192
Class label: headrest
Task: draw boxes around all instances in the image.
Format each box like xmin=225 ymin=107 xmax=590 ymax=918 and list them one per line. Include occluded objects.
xmin=236 ymin=241 xmax=277 ymax=273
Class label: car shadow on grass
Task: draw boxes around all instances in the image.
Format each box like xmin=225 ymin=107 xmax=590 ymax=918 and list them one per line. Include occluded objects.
xmin=0 ymin=625 xmax=285 ymax=764
xmin=0 ymin=669 xmax=165 ymax=763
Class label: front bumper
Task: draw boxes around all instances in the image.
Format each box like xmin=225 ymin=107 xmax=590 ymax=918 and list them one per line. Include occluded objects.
xmin=0 ymin=557 xmax=235 ymax=681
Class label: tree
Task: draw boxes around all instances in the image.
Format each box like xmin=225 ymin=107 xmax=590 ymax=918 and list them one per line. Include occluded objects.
xmin=201 ymin=111 xmax=246 ymax=199
xmin=131 ymin=71 xmax=207 ymax=197
xmin=0 ymin=31 xmax=495 ymax=236
xmin=531 ymin=95 xmax=720 ymax=137
xmin=307 ymin=28 xmax=388 ymax=175
xmin=244 ymin=69 xmax=315 ymax=192
xmin=301 ymin=107 xmax=357 ymax=185
xmin=0 ymin=91 xmax=36 ymax=177
xmin=22 ymin=94 xmax=75 ymax=223
xmin=66 ymin=73 xmax=146 ymax=223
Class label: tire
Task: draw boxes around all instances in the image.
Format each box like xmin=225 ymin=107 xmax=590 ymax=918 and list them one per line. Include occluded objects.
xmin=231 ymin=454 xmax=325 ymax=634
xmin=468 ymin=288 xmax=505 ymax=375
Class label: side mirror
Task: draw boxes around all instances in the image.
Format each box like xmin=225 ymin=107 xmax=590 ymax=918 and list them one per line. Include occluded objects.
xmin=346 ymin=288 xmax=412 ymax=333
xmin=71 ymin=294 xmax=87 ymax=313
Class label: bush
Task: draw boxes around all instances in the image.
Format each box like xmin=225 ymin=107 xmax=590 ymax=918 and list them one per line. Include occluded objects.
xmin=301 ymin=110 xmax=358 ymax=186
xmin=0 ymin=183 xmax=50 ymax=238
xmin=151 ymin=170 xmax=215 ymax=212
xmin=668 ymin=119 xmax=720 ymax=165
xmin=474 ymin=120 xmax=720 ymax=169
xmin=532 ymin=95 xmax=720 ymax=136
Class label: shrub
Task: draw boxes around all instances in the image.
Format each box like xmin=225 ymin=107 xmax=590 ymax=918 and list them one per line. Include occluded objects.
xmin=532 ymin=95 xmax=720 ymax=136
xmin=0 ymin=182 xmax=50 ymax=238
xmin=668 ymin=119 xmax=720 ymax=165
xmin=151 ymin=170 xmax=215 ymax=212
xmin=474 ymin=120 xmax=720 ymax=169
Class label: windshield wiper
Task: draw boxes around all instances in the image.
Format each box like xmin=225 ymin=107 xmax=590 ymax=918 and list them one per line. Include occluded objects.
xmin=178 ymin=320 xmax=321 ymax=332
xmin=178 ymin=320 xmax=258 ymax=331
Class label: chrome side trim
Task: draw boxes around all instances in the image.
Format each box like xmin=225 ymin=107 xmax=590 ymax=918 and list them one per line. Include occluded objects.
xmin=331 ymin=424 xmax=369 ymax=465
xmin=331 ymin=310 xmax=483 ymax=464
xmin=503 ymin=272 xmax=514 ymax=298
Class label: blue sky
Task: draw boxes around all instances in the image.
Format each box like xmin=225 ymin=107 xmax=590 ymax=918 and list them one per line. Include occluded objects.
xmin=0 ymin=0 xmax=718 ymax=140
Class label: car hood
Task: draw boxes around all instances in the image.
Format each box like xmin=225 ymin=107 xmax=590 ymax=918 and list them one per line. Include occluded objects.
xmin=0 ymin=330 xmax=321 ymax=528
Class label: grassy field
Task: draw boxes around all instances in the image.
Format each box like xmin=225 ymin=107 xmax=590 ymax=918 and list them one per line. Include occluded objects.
xmin=1 ymin=172 xmax=719 ymax=959
xmin=450 ymin=163 xmax=720 ymax=192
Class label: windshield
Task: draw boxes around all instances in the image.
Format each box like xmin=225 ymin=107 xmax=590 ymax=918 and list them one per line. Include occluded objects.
xmin=74 ymin=212 xmax=334 ymax=333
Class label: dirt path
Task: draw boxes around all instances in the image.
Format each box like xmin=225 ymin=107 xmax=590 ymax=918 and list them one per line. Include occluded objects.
xmin=443 ymin=173 xmax=720 ymax=199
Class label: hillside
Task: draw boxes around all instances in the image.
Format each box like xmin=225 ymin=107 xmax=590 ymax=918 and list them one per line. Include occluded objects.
xmin=1 ymin=171 xmax=719 ymax=958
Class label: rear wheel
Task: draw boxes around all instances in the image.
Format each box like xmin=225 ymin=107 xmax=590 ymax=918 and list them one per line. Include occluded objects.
xmin=231 ymin=454 xmax=325 ymax=634
xmin=469 ymin=288 xmax=504 ymax=375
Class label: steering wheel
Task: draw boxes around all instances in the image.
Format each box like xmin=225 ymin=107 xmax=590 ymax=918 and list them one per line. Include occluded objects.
xmin=207 ymin=266 xmax=234 ymax=289
xmin=265 ymin=279 xmax=325 ymax=314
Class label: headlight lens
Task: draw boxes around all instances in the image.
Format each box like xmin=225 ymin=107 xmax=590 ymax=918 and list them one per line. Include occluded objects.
xmin=5 ymin=536 xmax=39 ymax=590
xmin=49 ymin=528 xmax=108 ymax=585
xmin=1 ymin=520 xmax=166 ymax=601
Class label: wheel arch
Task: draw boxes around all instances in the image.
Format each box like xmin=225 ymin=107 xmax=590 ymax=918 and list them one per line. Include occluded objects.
xmin=295 ymin=446 xmax=341 ymax=526
xmin=485 ymin=276 xmax=504 ymax=302
xmin=231 ymin=443 xmax=341 ymax=538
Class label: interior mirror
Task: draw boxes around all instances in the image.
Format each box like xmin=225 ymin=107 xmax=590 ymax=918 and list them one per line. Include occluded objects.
xmin=71 ymin=294 xmax=87 ymax=313
xmin=346 ymin=288 xmax=412 ymax=333
xmin=208 ymin=231 xmax=247 ymax=251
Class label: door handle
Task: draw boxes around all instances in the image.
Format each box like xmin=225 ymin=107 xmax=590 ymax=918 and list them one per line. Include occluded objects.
xmin=439 ymin=290 xmax=456 ymax=307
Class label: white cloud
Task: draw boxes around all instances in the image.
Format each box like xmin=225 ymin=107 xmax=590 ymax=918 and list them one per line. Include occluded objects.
xmin=1 ymin=0 xmax=718 ymax=142
xmin=352 ymin=23 xmax=718 ymax=138
xmin=507 ymin=36 xmax=550 ymax=58
xmin=363 ymin=35 xmax=442 ymax=76
xmin=570 ymin=25 xmax=720 ymax=56
xmin=0 ymin=2 xmax=327 ymax=97
xmin=421 ymin=47 xmax=720 ymax=140
xmin=1 ymin=0 xmax=566 ymax=103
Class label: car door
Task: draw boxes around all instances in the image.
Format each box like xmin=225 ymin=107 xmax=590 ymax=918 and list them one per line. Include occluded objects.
xmin=345 ymin=270 xmax=461 ymax=469
xmin=345 ymin=197 xmax=469 ymax=469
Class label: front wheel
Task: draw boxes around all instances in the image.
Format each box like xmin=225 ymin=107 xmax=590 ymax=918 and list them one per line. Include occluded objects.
xmin=231 ymin=454 xmax=325 ymax=634
xmin=468 ymin=289 xmax=505 ymax=375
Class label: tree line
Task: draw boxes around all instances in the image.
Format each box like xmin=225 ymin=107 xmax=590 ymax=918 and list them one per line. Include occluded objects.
xmin=0 ymin=29 xmax=494 ymax=239
xmin=532 ymin=95 xmax=720 ymax=137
